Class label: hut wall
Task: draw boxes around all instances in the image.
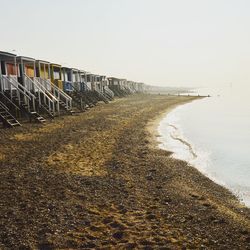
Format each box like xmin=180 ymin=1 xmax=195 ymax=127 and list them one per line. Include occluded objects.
xmin=40 ymin=67 xmax=49 ymax=79
xmin=25 ymin=65 xmax=35 ymax=77
xmin=6 ymin=63 xmax=17 ymax=76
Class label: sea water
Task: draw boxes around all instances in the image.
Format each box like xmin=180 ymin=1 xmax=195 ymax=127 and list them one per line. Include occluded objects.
xmin=158 ymin=85 xmax=250 ymax=207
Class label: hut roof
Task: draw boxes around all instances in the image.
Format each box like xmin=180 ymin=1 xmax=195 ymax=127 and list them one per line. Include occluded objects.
xmin=50 ymin=63 xmax=62 ymax=68
xmin=36 ymin=59 xmax=50 ymax=65
xmin=0 ymin=51 xmax=16 ymax=57
xmin=16 ymin=56 xmax=36 ymax=62
xmin=0 ymin=51 xmax=16 ymax=62
xmin=61 ymin=66 xmax=72 ymax=70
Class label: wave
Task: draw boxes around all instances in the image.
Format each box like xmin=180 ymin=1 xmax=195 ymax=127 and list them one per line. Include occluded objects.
xmin=168 ymin=123 xmax=197 ymax=158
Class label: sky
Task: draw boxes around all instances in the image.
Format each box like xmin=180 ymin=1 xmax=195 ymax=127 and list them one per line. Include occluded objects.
xmin=1 ymin=0 xmax=250 ymax=87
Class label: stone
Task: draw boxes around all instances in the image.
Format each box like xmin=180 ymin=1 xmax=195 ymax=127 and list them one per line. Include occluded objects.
xmin=112 ymin=231 xmax=124 ymax=240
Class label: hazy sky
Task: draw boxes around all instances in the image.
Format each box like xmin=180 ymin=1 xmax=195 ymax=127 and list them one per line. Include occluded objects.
xmin=1 ymin=0 xmax=250 ymax=87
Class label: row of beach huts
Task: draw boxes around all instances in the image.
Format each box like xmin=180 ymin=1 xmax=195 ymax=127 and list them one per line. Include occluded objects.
xmin=0 ymin=51 xmax=146 ymax=128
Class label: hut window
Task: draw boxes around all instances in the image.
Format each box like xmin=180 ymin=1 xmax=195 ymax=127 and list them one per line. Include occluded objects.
xmin=53 ymin=71 xmax=60 ymax=79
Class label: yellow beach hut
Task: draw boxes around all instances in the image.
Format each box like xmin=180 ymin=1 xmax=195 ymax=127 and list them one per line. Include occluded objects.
xmin=36 ymin=60 xmax=50 ymax=80
xmin=50 ymin=63 xmax=63 ymax=90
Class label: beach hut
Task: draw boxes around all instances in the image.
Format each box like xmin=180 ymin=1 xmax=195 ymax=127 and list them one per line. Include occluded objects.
xmin=36 ymin=60 xmax=50 ymax=81
xmin=108 ymin=77 xmax=120 ymax=96
xmin=84 ymin=73 xmax=94 ymax=91
xmin=35 ymin=60 xmax=62 ymax=116
xmin=0 ymin=51 xmax=19 ymax=93
xmin=100 ymin=75 xmax=114 ymax=100
xmin=16 ymin=56 xmax=36 ymax=87
xmin=94 ymin=74 xmax=110 ymax=103
xmin=62 ymin=67 xmax=73 ymax=92
xmin=126 ymin=81 xmax=135 ymax=94
xmin=16 ymin=57 xmax=52 ymax=101
xmin=84 ymin=73 xmax=98 ymax=96
xmin=48 ymin=64 xmax=73 ymax=113
xmin=119 ymin=79 xmax=132 ymax=95
xmin=108 ymin=77 xmax=128 ymax=97
xmin=0 ymin=52 xmax=28 ymax=102
xmin=0 ymin=51 xmax=18 ymax=78
xmin=0 ymin=51 xmax=22 ymax=127
xmin=1 ymin=54 xmax=45 ymax=123
xmin=83 ymin=73 xmax=108 ymax=103
xmin=61 ymin=67 xmax=82 ymax=91
xmin=61 ymin=67 xmax=89 ymax=111
xmin=78 ymin=71 xmax=98 ymax=107
xmin=16 ymin=56 xmax=60 ymax=120
xmin=85 ymin=73 xmax=100 ymax=91
xmin=35 ymin=59 xmax=54 ymax=92
xmin=72 ymin=68 xmax=82 ymax=91
xmin=50 ymin=63 xmax=63 ymax=90
xmin=79 ymin=70 xmax=88 ymax=92
xmin=36 ymin=61 xmax=68 ymax=100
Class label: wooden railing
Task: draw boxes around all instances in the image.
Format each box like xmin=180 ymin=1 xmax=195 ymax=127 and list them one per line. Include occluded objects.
xmin=0 ymin=74 xmax=36 ymax=112
xmin=36 ymin=78 xmax=72 ymax=111
xmin=24 ymin=75 xmax=59 ymax=116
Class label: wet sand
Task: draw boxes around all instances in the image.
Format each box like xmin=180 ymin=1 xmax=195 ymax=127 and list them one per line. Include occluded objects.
xmin=0 ymin=94 xmax=250 ymax=249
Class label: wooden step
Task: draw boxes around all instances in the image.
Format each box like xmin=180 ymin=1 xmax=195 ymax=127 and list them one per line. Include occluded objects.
xmin=10 ymin=122 xmax=21 ymax=127
xmin=0 ymin=102 xmax=22 ymax=128
xmin=36 ymin=117 xmax=46 ymax=123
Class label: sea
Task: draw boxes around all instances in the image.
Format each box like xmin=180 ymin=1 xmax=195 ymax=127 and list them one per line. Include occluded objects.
xmin=158 ymin=85 xmax=250 ymax=207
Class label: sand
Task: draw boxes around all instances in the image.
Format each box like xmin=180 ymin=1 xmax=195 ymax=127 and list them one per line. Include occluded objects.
xmin=0 ymin=94 xmax=249 ymax=249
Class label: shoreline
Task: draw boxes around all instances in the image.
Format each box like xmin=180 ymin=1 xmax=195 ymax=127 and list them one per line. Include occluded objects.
xmin=0 ymin=94 xmax=249 ymax=249
xmin=148 ymin=99 xmax=250 ymax=211
xmin=146 ymin=97 xmax=200 ymax=149
xmin=152 ymin=98 xmax=250 ymax=209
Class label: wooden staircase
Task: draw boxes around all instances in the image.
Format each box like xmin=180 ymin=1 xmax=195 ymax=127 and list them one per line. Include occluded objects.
xmin=30 ymin=76 xmax=59 ymax=118
xmin=0 ymin=75 xmax=46 ymax=123
xmin=59 ymin=100 xmax=75 ymax=115
xmin=109 ymin=86 xmax=125 ymax=97
xmin=64 ymin=81 xmax=89 ymax=111
xmin=123 ymin=87 xmax=132 ymax=95
xmin=29 ymin=111 xmax=46 ymax=123
xmin=86 ymin=90 xmax=99 ymax=105
xmin=103 ymin=87 xmax=114 ymax=101
xmin=34 ymin=98 xmax=55 ymax=119
xmin=93 ymin=89 xmax=109 ymax=103
xmin=36 ymin=78 xmax=73 ymax=115
xmin=67 ymin=91 xmax=89 ymax=110
xmin=0 ymin=101 xmax=21 ymax=128
xmin=81 ymin=82 xmax=100 ymax=106
xmin=15 ymin=98 xmax=46 ymax=123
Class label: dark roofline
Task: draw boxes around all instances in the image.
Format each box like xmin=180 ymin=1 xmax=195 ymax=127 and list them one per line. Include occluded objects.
xmin=50 ymin=63 xmax=62 ymax=68
xmin=61 ymin=66 xmax=72 ymax=70
xmin=16 ymin=56 xmax=36 ymax=62
xmin=0 ymin=51 xmax=16 ymax=57
xmin=36 ymin=60 xmax=50 ymax=64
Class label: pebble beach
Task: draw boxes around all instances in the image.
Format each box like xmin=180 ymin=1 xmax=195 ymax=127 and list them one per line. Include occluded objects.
xmin=0 ymin=94 xmax=250 ymax=249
